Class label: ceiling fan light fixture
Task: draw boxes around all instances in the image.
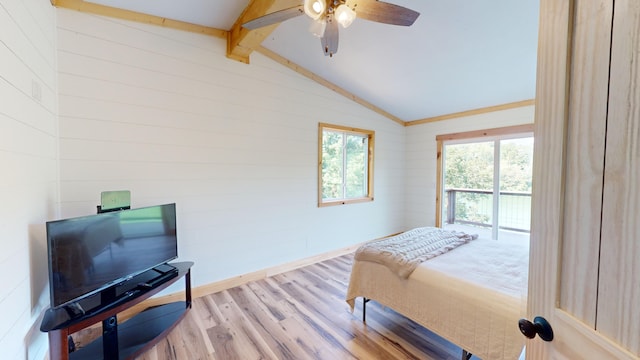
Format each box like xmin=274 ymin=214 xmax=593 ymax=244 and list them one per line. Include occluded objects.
xmin=304 ymin=0 xmax=326 ymax=20
xmin=309 ymin=19 xmax=327 ymax=38
xmin=335 ymin=4 xmax=356 ymax=28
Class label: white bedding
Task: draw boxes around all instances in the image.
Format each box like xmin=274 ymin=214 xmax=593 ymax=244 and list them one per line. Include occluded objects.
xmin=418 ymin=235 xmax=529 ymax=299
xmin=346 ymin=235 xmax=528 ymax=360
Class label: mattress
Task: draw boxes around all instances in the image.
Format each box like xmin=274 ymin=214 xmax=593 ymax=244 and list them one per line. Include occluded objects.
xmin=346 ymin=235 xmax=528 ymax=360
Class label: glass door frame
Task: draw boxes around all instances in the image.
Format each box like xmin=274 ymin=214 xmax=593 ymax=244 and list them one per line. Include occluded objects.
xmin=435 ymin=124 xmax=534 ymax=238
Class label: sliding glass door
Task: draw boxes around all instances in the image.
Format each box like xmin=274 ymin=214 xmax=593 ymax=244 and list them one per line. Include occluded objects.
xmin=498 ymin=137 xmax=534 ymax=238
xmin=439 ymin=131 xmax=533 ymax=241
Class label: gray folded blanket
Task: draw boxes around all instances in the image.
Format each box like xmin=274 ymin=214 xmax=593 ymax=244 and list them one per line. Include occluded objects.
xmin=354 ymin=227 xmax=478 ymax=278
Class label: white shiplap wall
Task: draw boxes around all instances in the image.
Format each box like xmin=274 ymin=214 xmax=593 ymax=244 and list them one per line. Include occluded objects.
xmin=404 ymin=105 xmax=535 ymax=229
xmin=55 ymin=9 xmax=406 ymax=291
xmin=0 ymin=0 xmax=58 ymax=358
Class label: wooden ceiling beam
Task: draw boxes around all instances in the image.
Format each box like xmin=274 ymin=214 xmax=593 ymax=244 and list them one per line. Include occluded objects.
xmin=51 ymin=0 xmax=226 ymax=38
xmin=227 ymin=0 xmax=301 ymax=64
xmin=49 ymin=0 xmax=533 ymax=126
xmin=405 ymin=99 xmax=536 ymax=126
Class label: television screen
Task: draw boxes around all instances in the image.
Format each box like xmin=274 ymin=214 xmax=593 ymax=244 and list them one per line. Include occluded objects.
xmin=46 ymin=203 xmax=178 ymax=309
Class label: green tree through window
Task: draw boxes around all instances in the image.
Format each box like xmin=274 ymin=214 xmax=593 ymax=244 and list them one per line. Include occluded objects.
xmin=319 ymin=123 xmax=374 ymax=206
xmin=443 ymin=136 xmax=533 ymax=231
xmin=445 ymin=140 xmax=533 ymax=193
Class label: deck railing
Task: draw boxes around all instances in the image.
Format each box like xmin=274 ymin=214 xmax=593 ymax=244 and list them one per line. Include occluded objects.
xmin=445 ymin=188 xmax=532 ymax=232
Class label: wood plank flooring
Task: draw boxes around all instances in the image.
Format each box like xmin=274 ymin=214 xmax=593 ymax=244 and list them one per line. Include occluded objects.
xmin=74 ymin=254 xmax=475 ymax=359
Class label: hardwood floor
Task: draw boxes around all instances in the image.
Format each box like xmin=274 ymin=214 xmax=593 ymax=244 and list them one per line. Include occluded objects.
xmin=74 ymin=254 xmax=474 ymax=359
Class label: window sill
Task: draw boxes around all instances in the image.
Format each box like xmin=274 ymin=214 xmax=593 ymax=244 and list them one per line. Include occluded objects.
xmin=318 ymin=197 xmax=373 ymax=207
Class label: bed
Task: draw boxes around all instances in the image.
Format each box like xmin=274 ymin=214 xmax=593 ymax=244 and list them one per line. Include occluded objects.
xmin=346 ymin=227 xmax=528 ymax=360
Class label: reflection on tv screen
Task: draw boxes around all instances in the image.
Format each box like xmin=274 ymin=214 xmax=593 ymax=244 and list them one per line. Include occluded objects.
xmin=46 ymin=203 xmax=178 ymax=308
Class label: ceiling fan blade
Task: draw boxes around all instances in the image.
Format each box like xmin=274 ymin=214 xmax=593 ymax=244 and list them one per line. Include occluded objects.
xmin=242 ymin=5 xmax=305 ymax=30
xmin=347 ymin=0 xmax=420 ymax=26
xmin=321 ymin=14 xmax=339 ymax=57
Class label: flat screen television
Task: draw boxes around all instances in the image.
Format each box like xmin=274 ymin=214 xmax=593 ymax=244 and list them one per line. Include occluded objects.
xmin=46 ymin=203 xmax=178 ymax=309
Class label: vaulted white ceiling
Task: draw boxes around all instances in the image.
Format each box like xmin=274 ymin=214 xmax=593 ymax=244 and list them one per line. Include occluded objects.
xmin=82 ymin=0 xmax=540 ymax=122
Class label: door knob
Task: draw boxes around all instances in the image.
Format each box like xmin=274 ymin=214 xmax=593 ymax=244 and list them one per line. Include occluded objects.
xmin=518 ymin=316 xmax=554 ymax=341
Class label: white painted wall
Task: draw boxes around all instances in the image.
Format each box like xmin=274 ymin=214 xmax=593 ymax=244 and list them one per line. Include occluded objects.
xmin=404 ymin=105 xmax=535 ymax=229
xmin=55 ymin=9 xmax=406 ymax=291
xmin=0 ymin=2 xmax=532 ymax=356
xmin=0 ymin=0 xmax=58 ymax=358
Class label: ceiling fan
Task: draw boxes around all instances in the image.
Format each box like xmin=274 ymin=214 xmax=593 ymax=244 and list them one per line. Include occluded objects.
xmin=242 ymin=0 xmax=420 ymax=57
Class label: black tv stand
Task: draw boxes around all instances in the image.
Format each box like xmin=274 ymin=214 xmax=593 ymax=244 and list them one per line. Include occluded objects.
xmin=63 ymin=303 xmax=86 ymax=318
xmin=41 ymin=261 xmax=193 ymax=360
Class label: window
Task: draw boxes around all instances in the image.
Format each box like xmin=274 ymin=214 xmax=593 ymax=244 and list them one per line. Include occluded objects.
xmin=436 ymin=124 xmax=534 ymax=240
xmin=318 ymin=123 xmax=374 ymax=206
